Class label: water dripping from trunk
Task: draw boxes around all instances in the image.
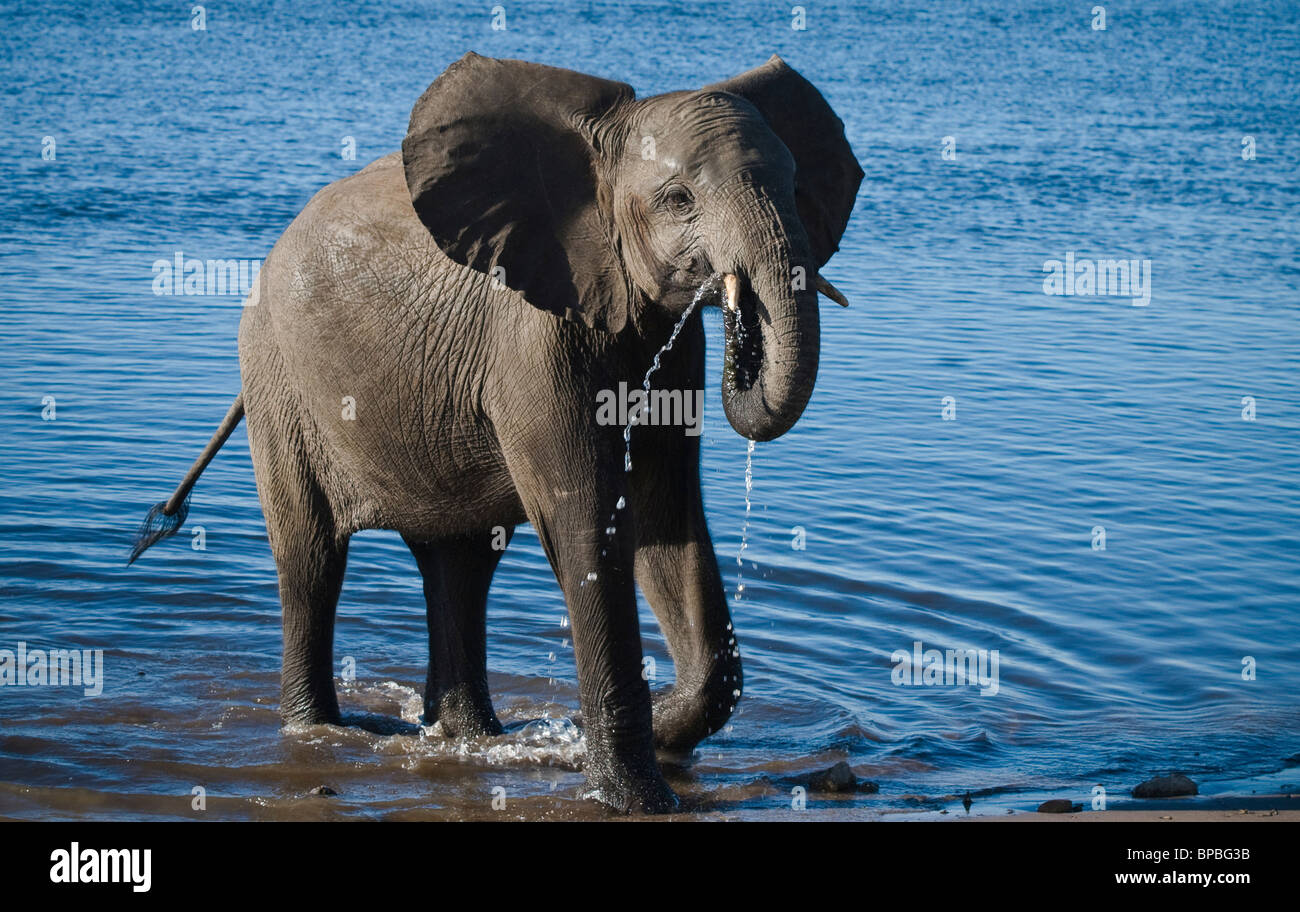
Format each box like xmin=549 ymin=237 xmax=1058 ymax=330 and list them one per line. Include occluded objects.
xmin=623 ymin=273 xmax=721 ymax=473
xmin=734 ymin=438 xmax=754 ymax=605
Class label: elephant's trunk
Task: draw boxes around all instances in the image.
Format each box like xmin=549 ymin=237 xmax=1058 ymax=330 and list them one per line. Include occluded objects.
xmin=716 ymin=202 xmax=820 ymax=442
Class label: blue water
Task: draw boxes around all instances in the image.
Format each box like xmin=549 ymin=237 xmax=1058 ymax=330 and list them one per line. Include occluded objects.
xmin=1 ymin=0 xmax=1298 ymax=819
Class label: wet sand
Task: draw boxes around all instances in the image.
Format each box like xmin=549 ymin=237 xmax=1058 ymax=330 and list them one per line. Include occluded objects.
xmin=1002 ymin=808 xmax=1299 ymax=822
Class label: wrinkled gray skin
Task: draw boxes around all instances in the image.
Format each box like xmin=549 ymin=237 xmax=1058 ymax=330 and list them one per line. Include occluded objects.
xmin=137 ymin=53 xmax=861 ymax=813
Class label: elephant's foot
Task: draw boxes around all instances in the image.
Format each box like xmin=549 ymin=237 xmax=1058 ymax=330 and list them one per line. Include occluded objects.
xmin=280 ymin=678 xmax=342 ymax=727
xmin=651 ymin=660 xmax=743 ymax=756
xmin=424 ymin=682 xmax=504 ymax=738
xmin=584 ymin=766 xmax=679 ymax=815
xmin=650 ymin=692 xmax=705 ymax=764
xmin=582 ymin=722 xmax=679 ymax=814
xmin=280 ymin=700 xmax=342 ymax=727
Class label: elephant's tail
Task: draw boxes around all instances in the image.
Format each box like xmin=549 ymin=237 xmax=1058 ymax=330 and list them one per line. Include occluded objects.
xmin=128 ymin=393 xmax=245 ymax=565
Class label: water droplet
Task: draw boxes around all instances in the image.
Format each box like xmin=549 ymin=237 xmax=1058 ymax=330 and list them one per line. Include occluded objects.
xmin=616 ymin=496 xmax=626 ymax=510
xmin=586 ymin=571 xmax=598 ymax=582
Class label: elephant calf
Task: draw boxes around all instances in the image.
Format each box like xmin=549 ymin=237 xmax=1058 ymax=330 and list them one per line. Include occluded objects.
xmin=131 ymin=52 xmax=861 ymax=812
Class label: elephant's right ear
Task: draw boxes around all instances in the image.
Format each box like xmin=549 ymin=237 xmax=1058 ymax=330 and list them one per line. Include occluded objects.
xmin=402 ymin=53 xmax=635 ymax=332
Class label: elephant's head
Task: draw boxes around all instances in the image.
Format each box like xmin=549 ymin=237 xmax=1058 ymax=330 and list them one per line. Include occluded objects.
xmin=403 ymin=53 xmax=862 ymax=441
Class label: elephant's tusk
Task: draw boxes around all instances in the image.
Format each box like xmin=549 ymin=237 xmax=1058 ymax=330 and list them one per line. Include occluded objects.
xmin=816 ymin=275 xmax=850 ymax=307
xmin=723 ymin=273 xmax=741 ymax=313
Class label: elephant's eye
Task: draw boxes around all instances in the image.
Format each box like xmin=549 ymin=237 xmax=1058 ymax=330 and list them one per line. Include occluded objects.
xmin=660 ymin=184 xmax=695 ymax=216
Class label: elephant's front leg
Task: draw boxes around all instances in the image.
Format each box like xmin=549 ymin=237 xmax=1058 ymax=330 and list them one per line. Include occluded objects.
xmin=630 ymin=450 xmax=742 ymax=757
xmin=503 ymin=439 xmax=675 ymax=813
xmin=546 ymin=509 xmax=676 ymax=812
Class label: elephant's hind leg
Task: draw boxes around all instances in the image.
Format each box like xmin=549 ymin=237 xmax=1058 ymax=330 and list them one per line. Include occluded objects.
xmin=405 ymin=532 xmax=508 ymax=738
xmin=275 ymin=526 xmax=348 ymax=726
xmin=247 ymin=406 xmax=348 ymax=726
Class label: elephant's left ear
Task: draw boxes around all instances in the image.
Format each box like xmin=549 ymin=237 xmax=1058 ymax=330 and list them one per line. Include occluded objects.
xmin=705 ymin=56 xmax=864 ymax=268
xmin=403 ymin=53 xmax=635 ymax=331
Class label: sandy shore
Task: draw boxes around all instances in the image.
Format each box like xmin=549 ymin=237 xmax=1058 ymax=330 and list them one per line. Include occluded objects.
xmin=1000 ymin=808 xmax=1298 ymax=822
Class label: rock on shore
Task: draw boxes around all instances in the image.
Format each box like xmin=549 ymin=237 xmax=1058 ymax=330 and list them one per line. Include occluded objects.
xmin=1132 ymin=773 xmax=1198 ymax=798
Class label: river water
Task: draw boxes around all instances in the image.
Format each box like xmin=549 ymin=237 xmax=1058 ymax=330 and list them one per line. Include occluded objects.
xmin=1 ymin=0 xmax=1298 ymax=819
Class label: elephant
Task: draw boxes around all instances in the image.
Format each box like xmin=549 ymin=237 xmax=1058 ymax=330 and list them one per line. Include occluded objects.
xmin=130 ymin=52 xmax=862 ymax=813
